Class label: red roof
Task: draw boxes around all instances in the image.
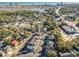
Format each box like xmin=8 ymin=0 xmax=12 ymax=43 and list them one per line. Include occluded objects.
xmin=11 ymin=40 xmax=18 ymax=46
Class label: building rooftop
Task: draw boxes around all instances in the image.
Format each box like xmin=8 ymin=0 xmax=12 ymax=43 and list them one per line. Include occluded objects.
xmin=61 ymin=25 xmax=76 ymax=34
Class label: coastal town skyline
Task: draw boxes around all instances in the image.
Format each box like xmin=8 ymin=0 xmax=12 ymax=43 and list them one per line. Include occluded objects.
xmin=0 ymin=2 xmax=78 ymax=6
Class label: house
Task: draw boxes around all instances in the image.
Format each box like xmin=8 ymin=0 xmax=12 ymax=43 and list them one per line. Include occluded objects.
xmin=27 ymin=44 xmax=34 ymax=52
xmin=11 ymin=40 xmax=18 ymax=46
xmin=24 ymin=42 xmax=35 ymax=52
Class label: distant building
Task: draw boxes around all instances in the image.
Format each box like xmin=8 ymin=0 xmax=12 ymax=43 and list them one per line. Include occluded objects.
xmin=57 ymin=2 xmax=63 ymax=6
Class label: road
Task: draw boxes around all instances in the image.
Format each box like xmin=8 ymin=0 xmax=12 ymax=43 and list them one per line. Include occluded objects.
xmin=55 ymin=7 xmax=62 ymax=16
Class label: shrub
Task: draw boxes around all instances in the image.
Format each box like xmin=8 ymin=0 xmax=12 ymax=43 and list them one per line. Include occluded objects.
xmin=47 ymin=50 xmax=57 ymax=57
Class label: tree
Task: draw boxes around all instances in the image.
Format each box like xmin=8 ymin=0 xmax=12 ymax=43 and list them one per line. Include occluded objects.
xmin=12 ymin=32 xmax=19 ymax=39
xmin=47 ymin=50 xmax=57 ymax=57
xmin=55 ymin=39 xmax=68 ymax=52
xmin=3 ymin=39 xmax=10 ymax=46
xmin=69 ymin=38 xmax=79 ymax=49
xmin=76 ymin=52 xmax=79 ymax=56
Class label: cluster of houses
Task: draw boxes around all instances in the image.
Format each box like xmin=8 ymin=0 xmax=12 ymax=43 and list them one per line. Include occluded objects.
xmin=60 ymin=25 xmax=76 ymax=34
xmin=0 ymin=36 xmax=19 ymax=56
xmin=19 ymin=32 xmax=43 ymax=55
